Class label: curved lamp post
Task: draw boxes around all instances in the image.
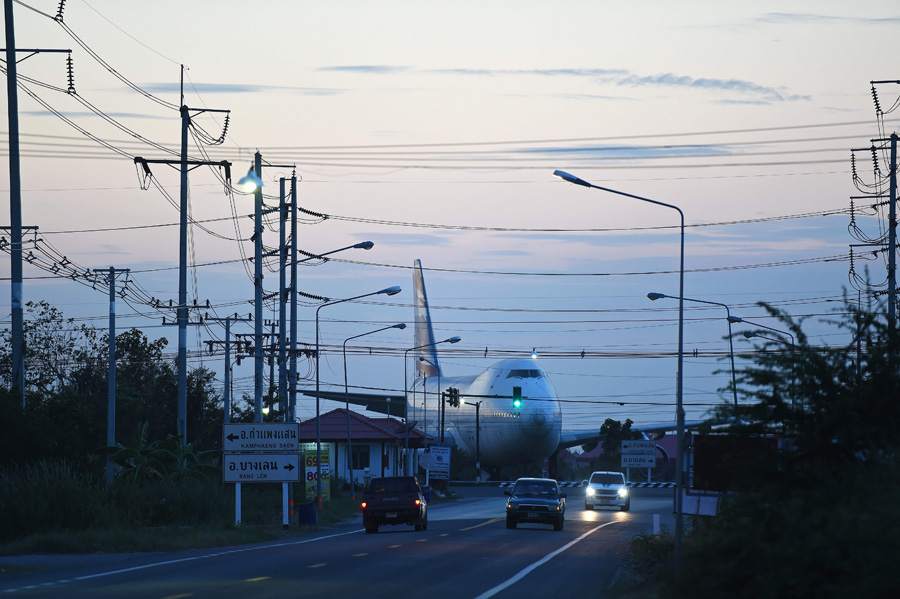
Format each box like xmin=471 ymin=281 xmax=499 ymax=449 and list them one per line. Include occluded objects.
xmin=315 ymin=285 xmax=402 ymax=508
xmin=738 ymin=320 xmax=797 ymax=409
xmin=649 ymin=292 xmax=738 ymax=408
xmin=342 ymin=322 xmax=406 ymax=499
xmin=554 ymin=169 xmax=686 ymax=567
xmin=403 ymin=336 xmax=461 ymax=475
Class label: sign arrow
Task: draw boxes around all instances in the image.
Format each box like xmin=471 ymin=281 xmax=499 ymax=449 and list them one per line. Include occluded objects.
xmin=284 ymin=463 xmax=295 ymax=472
xmin=227 ymin=433 xmax=239 ymax=442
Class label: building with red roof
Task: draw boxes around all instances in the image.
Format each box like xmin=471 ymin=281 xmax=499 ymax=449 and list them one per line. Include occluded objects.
xmin=298 ymin=408 xmax=431 ymax=486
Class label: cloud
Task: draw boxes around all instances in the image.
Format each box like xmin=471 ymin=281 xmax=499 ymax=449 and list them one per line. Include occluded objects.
xmin=144 ymin=83 xmax=343 ymax=96
xmin=295 ymin=63 xmax=808 ymax=103
xmin=617 ymin=73 xmax=810 ymax=102
xmin=318 ymin=65 xmax=409 ymax=74
xmin=758 ymin=13 xmax=900 ymax=26
xmin=427 ymin=67 xmax=629 ymax=78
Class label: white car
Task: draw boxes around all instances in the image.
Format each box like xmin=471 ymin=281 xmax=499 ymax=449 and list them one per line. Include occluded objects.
xmin=583 ymin=471 xmax=630 ymax=511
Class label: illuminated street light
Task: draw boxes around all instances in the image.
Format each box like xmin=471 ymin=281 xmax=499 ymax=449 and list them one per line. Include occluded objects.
xmin=554 ymin=169 xmax=687 ymax=568
xmin=315 ymin=285 xmax=402 ymax=508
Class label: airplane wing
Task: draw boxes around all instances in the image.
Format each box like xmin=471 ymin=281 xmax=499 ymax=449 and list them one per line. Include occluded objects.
xmin=557 ymin=419 xmax=714 ymax=450
xmin=298 ymin=389 xmax=407 ymax=417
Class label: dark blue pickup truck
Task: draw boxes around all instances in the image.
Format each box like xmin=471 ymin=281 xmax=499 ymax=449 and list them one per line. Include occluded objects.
xmin=361 ymin=476 xmax=428 ymax=534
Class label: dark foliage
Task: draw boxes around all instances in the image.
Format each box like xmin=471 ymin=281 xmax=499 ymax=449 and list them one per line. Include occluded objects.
xmin=662 ymin=298 xmax=900 ymax=598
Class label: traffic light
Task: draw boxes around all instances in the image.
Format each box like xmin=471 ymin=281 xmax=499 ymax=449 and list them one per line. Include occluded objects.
xmin=447 ymin=387 xmax=460 ymax=408
xmin=512 ymin=386 xmax=522 ymax=409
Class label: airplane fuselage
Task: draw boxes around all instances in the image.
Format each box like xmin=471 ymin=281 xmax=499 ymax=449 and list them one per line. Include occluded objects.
xmin=408 ymin=358 xmax=562 ymax=468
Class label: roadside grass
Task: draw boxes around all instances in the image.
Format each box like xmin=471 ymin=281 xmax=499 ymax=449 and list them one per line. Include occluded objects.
xmin=0 ymin=462 xmax=366 ymax=556
xmin=0 ymin=495 xmax=361 ymax=556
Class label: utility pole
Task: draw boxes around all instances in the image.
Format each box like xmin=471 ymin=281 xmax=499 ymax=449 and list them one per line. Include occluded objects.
xmin=134 ymin=107 xmax=230 ymax=444
xmin=288 ymin=175 xmax=298 ymax=423
xmin=889 ymin=133 xmax=897 ymax=343
xmin=205 ymin=314 xmax=252 ymax=424
xmin=94 ymin=267 xmax=129 ymax=485
xmin=242 ymin=155 xmax=295 ymax=424
xmin=3 ymin=0 xmax=70 ymax=405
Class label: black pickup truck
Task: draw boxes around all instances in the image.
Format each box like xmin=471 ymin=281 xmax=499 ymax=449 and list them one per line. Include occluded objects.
xmin=361 ymin=476 xmax=428 ymax=534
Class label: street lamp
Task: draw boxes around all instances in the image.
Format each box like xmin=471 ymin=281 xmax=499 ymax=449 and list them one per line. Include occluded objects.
xmin=287 ymin=241 xmax=374 ymax=267
xmin=236 ymin=154 xmax=293 ymax=425
xmin=648 ymin=292 xmax=738 ymax=408
xmin=554 ymin=169 xmax=687 ymax=567
xmin=403 ymin=336 xmax=461 ymax=475
xmin=283 ymin=240 xmax=375 ymax=421
xmin=739 ymin=323 xmax=797 ymax=409
xmin=343 ymin=323 xmax=406 ymax=499
xmin=315 ymin=285 xmax=402 ymax=508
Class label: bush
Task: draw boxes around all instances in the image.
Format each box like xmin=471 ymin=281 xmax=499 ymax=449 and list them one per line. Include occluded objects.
xmin=665 ymin=462 xmax=900 ymax=598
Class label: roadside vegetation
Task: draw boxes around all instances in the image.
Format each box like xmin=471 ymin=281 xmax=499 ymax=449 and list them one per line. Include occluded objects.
xmin=611 ymin=297 xmax=900 ymax=597
xmin=0 ymin=302 xmax=358 ymax=555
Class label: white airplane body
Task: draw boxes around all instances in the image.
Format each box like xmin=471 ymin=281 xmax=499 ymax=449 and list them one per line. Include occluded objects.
xmin=309 ymin=259 xmax=694 ymax=470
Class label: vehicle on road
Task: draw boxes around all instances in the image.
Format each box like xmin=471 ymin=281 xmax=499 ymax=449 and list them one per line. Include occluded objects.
xmin=361 ymin=476 xmax=428 ymax=534
xmin=584 ymin=470 xmax=630 ymax=511
xmin=504 ymin=477 xmax=566 ymax=531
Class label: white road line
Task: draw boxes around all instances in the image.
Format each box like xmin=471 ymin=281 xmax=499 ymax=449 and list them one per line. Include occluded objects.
xmin=2 ymin=529 xmax=363 ymax=593
xmin=472 ymin=521 xmax=620 ymax=599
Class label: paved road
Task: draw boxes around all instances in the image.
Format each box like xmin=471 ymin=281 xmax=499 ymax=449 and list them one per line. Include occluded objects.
xmin=0 ymin=487 xmax=675 ymax=598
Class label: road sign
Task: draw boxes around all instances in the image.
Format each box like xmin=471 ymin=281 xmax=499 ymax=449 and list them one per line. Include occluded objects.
xmin=223 ymin=453 xmax=300 ymax=483
xmin=621 ymin=440 xmax=657 ymax=468
xmin=427 ymin=446 xmax=452 ymax=480
xmin=223 ymin=423 xmax=300 ymax=453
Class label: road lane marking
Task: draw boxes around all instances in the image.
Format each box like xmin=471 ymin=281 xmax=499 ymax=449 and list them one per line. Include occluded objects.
xmin=353 ymin=553 xmax=368 ymax=557
xmin=2 ymin=528 xmax=371 ymax=595
xmin=416 ymin=539 xmax=428 ymax=543
xmin=0 ymin=528 xmax=363 ymax=595
xmin=307 ymin=564 xmax=327 ymax=569
xmin=161 ymin=594 xmax=194 ymax=599
xmin=472 ymin=521 xmax=620 ymax=599
xmin=460 ymin=518 xmax=502 ymax=531
xmin=245 ymin=577 xmax=271 ymax=582
xmin=389 ymin=545 xmax=402 ymax=549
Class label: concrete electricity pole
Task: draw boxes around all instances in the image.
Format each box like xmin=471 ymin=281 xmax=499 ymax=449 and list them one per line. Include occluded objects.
xmin=3 ymin=0 xmax=70 ymax=405
xmin=94 ymin=267 xmax=130 ymax=485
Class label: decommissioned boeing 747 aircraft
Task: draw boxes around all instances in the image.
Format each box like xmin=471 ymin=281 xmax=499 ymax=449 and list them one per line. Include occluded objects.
xmin=309 ymin=259 xmax=687 ymax=471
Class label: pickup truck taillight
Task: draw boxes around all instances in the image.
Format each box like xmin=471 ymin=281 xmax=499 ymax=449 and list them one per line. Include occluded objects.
xmin=361 ymin=502 xmax=367 ymax=509
xmin=414 ymin=499 xmax=421 ymax=506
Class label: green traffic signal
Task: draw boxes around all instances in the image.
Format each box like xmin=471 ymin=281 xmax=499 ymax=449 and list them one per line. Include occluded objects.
xmin=512 ymin=386 xmax=522 ymax=409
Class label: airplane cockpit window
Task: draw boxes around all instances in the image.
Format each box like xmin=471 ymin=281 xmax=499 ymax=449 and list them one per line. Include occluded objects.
xmin=506 ymin=369 xmax=542 ymax=379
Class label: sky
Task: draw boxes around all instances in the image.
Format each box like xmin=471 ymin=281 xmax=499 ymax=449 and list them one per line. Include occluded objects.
xmin=2 ymin=0 xmax=900 ymax=434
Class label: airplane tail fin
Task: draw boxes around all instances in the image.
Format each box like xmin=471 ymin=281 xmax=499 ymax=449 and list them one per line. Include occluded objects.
xmin=413 ymin=259 xmax=441 ymax=378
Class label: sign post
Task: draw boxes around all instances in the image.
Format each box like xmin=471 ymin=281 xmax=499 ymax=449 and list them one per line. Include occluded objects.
xmin=223 ymin=423 xmax=300 ymax=526
xmin=621 ymin=440 xmax=657 ymax=479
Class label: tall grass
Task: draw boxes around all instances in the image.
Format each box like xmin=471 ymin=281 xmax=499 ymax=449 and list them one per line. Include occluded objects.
xmin=0 ymin=460 xmax=108 ymax=540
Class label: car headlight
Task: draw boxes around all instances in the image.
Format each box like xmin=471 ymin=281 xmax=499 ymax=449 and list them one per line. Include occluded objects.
xmin=617 ymin=487 xmax=628 ymax=497
xmin=585 ymin=487 xmax=595 ymax=496
xmin=507 ymin=501 xmax=518 ymax=510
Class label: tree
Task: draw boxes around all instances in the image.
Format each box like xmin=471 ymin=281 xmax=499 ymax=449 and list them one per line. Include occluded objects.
xmin=588 ymin=418 xmax=641 ymax=471
xmin=665 ymin=297 xmax=900 ymax=598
